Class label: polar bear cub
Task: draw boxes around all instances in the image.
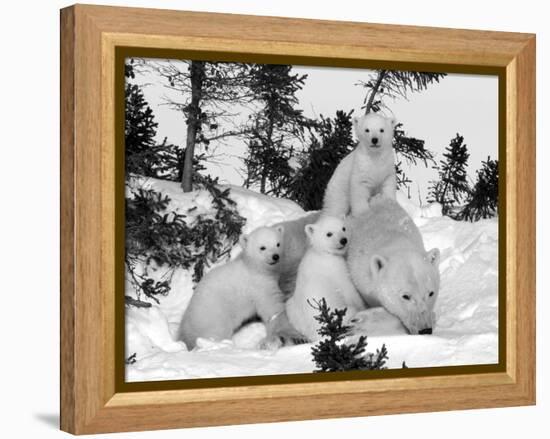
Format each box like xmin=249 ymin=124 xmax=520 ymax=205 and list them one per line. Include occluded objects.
xmin=286 ymin=216 xmax=366 ymax=341
xmin=323 ymin=113 xmax=397 ymax=217
xmin=178 ymin=225 xmax=293 ymax=349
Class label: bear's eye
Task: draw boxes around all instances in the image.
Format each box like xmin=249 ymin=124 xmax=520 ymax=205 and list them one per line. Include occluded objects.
xmin=276 ymin=243 xmax=280 ymax=247
xmin=365 ymin=128 xmax=370 ymax=133
xmin=326 ymin=232 xmax=333 ymax=237
xmin=429 ymin=291 xmax=435 ymax=297
xmin=342 ymin=227 xmax=346 ymax=232
xmin=402 ymin=294 xmax=411 ymax=301
xmin=380 ymin=128 xmax=384 ymax=133
xmin=260 ymin=246 xmax=266 ymax=251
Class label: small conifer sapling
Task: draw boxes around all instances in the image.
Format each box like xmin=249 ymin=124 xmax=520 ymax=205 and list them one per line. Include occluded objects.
xmin=310 ymin=298 xmax=389 ymax=372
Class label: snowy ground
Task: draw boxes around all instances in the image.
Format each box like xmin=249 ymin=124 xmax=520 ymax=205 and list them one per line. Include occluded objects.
xmin=125 ymin=178 xmax=498 ymax=382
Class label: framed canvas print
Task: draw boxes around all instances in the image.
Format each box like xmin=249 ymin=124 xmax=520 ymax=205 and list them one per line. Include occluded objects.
xmin=60 ymin=4 xmax=536 ymax=434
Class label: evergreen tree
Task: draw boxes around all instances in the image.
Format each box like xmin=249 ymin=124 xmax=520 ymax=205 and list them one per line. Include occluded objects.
xmin=395 ymin=160 xmax=412 ymax=192
xmin=288 ymin=110 xmax=355 ymax=210
xmin=243 ymin=64 xmax=312 ymax=196
xmin=139 ymin=59 xmax=253 ymax=192
xmin=125 ymin=82 xmax=159 ymax=176
xmin=310 ymin=299 xmax=389 ymax=372
xmin=393 ymin=123 xmax=435 ymax=193
xmin=124 ymin=61 xmax=246 ymax=307
xmin=429 ymin=134 xmax=471 ymax=216
xmin=125 ymin=179 xmax=246 ymax=306
xmin=360 ymin=70 xmax=447 ymax=114
xmin=393 ymin=123 xmax=435 ymax=168
xmin=125 ymin=61 xmax=181 ymax=180
xmin=456 ymin=157 xmax=499 ymax=221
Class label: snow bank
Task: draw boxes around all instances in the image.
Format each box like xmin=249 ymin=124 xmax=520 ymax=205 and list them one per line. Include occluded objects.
xmin=126 ymin=181 xmax=498 ymax=381
xmin=124 ymin=177 xmax=305 ymax=325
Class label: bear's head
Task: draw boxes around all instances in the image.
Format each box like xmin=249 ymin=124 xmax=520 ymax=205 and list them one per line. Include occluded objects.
xmin=305 ymin=216 xmax=349 ymax=256
xmin=370 ymin=248 xmax=440 ymax=335
xmin=240 ymin=225 xmax=284 ymax=270
xmin=353 ymin=113 xmax=396 ymax=151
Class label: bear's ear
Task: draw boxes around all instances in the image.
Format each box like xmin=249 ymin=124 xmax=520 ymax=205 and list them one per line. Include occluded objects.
xmin=352 ymin=116 xmax=359 ymax=130
xmin=239 ymin=234 xmax=249 ymax=249
xmin=389 ymin=117 xmax=397 ymax=129
xmin=370 ymin=254 xmax=387 ymax=276
xmin=304 ymin=224 xmax=315 ymax=239
xmin=275 ymin=225 xmax=284 ymax=235
xmin=426 ymin=248 xmax=440 ymax=266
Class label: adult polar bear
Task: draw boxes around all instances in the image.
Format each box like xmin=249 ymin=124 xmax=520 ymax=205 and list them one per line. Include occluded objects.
xmin=279 ymin=196 xmax=441 ymax=335
xmin=346 ymin=196 xmax=441 ymax=335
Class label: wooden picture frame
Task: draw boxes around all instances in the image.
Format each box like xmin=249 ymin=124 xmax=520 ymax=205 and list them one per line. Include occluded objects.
xmin=60 ymin=4 xmax=536 ymax=434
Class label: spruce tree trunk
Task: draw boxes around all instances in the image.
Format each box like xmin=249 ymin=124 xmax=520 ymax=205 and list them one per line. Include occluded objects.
xmin=181 ymin=61 xmax=205 ymax=192
xmin=259 ymin=111 xmax=274 ymax=194
xmin=365 ymin=69 xmax=387 ymax=114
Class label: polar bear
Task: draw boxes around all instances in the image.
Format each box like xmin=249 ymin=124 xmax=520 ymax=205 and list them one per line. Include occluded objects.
xmin=349 ymin=307 xmax=408 ymax=336
xmin=273 ymin=211 xmax=321 ymax=296
xmin=346 ymin=196 xmax=441 ymax=334
xmin=178 ymin=225 xmax=303 ymax=349
xmin=323 ymin=113 xmax=397 ymax=217
xmin=286 ymin=216 xmax=366 ymax=341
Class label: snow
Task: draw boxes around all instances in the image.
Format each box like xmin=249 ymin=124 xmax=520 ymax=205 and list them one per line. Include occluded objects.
xmin=125 ymin=179 xmax=498 ymax=382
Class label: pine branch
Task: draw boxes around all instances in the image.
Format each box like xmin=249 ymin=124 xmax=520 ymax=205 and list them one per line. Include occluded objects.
xmin=310 ymin=299 xmax=390 ymax=373
xmin=125 ymin=353 xmax=137 ymax=365
xmin=364 ymin=70 xmax=387 ymax=114
xmin=125 ymin=296 xmax=152 ymax=308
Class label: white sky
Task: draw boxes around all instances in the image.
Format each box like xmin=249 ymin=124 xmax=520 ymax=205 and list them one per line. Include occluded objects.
xmin=133 ymin=59 xmax=498 ymax=203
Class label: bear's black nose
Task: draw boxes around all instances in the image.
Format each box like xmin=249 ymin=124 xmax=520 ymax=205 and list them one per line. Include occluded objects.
xmin=419 ymin=327 xmax=432 ymax=335
xmin=272 ymin=254 xmax=279 ymax=261
xmin=371 ymin=137 xmax=378 ymax=144
xmin=340 ymin=238 xmax=347 ymax=246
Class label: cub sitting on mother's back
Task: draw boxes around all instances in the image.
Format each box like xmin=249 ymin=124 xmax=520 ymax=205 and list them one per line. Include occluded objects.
xmin=178 ymin=225 xmax=300 ymax=349
xmin=323 ymin=113 xmax=397 ymax=217
xmin=286 ymin=216 xmax=366 ymax=341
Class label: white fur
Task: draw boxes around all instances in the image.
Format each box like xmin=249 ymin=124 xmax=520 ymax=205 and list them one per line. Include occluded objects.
xmin=273 ymin=211 xmax=320 ymax=296
xmin=347 ymin=196 xmax=441 ymax=334
xmin=323 ymin=113 xmax=397 ymax=217
xmin=286 ymin=216 xmax=366 ymax=341
xmin=350 ymin=307 xmax=408 ymax=336
xmin=178 ymin=225 xmax=287 ymax=349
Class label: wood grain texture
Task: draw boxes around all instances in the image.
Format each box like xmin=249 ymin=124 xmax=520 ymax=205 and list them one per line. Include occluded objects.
xmin=60 ymin=4 xmax=536 ymax=434
xmin=511 ymin=36 xmax=536 ymax=399
xmin=81 ymin=4 xmax=530 ymax=67
xmin=505 ymin=58 xmax=518 ymax=382
xmin=60 ymin=6 xmax=75 ymax=433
